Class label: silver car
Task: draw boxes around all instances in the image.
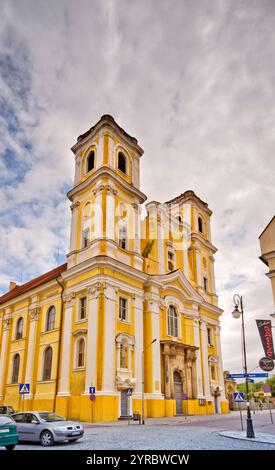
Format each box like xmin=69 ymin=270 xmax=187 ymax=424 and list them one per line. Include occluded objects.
xmin=11 ymin=411 xmax=84 ymax=446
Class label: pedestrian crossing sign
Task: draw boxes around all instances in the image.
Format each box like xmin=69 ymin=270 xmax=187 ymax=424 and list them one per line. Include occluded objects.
xmin=19 ymin=383 xmax=30 ymax=394
xmin=234 ymin=392 xmax=244 ymax=402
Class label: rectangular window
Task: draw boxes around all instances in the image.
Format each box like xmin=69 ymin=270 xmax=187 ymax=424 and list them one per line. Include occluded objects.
xmin=82 ymin=228 xmax=89 ymax=248
xmin=119 ymin=226 xmax=127 ymax=250
xmin=119 ymin=297 xmax=128 ymax=321
xmin=207 ymin=327 xmax=213 ymax=346
xmin=79 ymin=297 xmax=87 ymax=320
xmin=203 ymin=277 xmax=208 ymax=292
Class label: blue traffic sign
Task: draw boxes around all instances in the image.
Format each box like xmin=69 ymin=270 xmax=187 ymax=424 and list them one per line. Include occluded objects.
xmin=247 ymin=373 xmax=269 ymax=378
xmin=19 ymin=383 xmax=30 ymax=394
xmin=126 ymin=388 xmax=132 ymax=396
xmin=234 ymin=392 xmax=245 ymax=402
xmin=227 ymin=373 xmax=268 ymax=379
xmin=89 ymin=386 xmax=96 ymax=394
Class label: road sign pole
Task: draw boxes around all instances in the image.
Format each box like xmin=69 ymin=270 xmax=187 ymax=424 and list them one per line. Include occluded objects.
xmin=238 ymin=403 xmax=243 ymax=431
xmin=239 ymin=296 xmax=255 ymax=438
xmin=269 ymin=402 xmax=273 ymax=425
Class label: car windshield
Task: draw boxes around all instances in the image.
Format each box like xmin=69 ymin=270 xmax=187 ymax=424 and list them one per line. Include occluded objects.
xmin=0 ymin=407 xmax=7 ymax=414
xmin=38 ymin=412 xmax=65 ymax=422
xmin=0 ymin=416 xmax=12 ymax=425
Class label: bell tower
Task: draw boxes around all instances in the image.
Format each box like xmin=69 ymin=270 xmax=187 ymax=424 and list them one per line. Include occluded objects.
xmin=67 ymin=115 xmax=147 ymax=270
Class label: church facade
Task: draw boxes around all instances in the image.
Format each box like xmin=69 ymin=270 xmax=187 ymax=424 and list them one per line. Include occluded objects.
xmin=0 ymin=115 xmax=229 ymax=422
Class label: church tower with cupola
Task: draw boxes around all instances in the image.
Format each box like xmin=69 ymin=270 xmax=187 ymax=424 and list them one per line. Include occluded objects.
xmin=67 ymin=115 xmax=147 ymax=271
xmin=0 ymin=114 xmax=229 ymax=423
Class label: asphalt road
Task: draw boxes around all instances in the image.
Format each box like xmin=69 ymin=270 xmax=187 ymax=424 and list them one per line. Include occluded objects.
xmin=1 ymin=410 xmax=275 ymax=450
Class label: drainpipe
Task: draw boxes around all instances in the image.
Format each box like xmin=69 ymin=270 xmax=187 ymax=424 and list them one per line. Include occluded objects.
xmin=53 ymin=276 xmax=65 ymax=412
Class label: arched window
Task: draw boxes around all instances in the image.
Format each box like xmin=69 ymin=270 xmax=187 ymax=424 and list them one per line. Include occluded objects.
xmin=198 ymin=216 xmax=203 ymax=233
xmin=86 ymin=151 xmax=95 ymax=173
xmin=15 ymin=317 xmax=23 ymax=340
xmin=46 ymin=306 xmax=55 ymax=331
xmin=118 ymin=152 xmax=126 ymax=174
xmin=167 ymin=305 xmax=179 ymax=337
xmin=11 ymin=354 xmax=20 ymax=383
xmin=76 ymin=338 xmax=85 ymax=368
xmin=43 ymin=347 xmax=52 ymax=381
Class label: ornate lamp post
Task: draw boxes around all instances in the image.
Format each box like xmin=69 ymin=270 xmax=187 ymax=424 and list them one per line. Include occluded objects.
xmin=232 ymin=294 xmax=255 ymax=438
xmin=141 ymin=338 xmax=157 ymax=425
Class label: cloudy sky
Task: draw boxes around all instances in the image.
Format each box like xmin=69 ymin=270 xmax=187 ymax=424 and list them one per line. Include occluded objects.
xmin=0 ymin=0 xmax=275 ymax=375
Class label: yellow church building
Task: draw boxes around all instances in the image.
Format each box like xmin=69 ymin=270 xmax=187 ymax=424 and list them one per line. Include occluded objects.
xmin=0 ymin=115 xmax=229 ymax=422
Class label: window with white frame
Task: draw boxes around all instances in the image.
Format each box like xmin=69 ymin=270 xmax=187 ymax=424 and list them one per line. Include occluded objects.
xmin=167 ymin=305 xmax=179 ymax=337
xmin=46 ymin=306 xmax=55 ymax=331
xmin=119 ymin=297 xmax=128 ymax=322
xmin=76 ymin=337 xmax=85 ymax=368
xmin=207 ymin=327 xmax=213 ymax=346
xmin=79 ymin=297 xmax=87 ymax=320
xmin=15 ymin=317 xmax=23 ymax=340
xmin=42 ymin=346 xmax=52 ymax=381
xmin=11 ymin=354 xmax=20 ymax=383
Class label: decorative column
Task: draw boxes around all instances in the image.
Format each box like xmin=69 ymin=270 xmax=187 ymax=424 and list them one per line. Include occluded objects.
xmin=195 ymin=248 xmax=203 ymax=294
xmin=163 ymin=343 xmax=171 ymax=398
xmin=58 ymin=293 xmax=75 ymax=396
xmin=216 ymin=325 xmax=226 ymax=401
xmin=132 ymin=203 xmax=141 ymax=254
xmin=193 ymin=318 xmax=204 ymax=397
xmin=144 ymin=292 xmax=162 ymax=396
xmin=74 ymin=153 xmax=82 ymax=184
xmin=0 ymin=315 xmax=12 ymax=400
xmin=93 ymin=185 xmax=103 ymax=239
xmin=24 ymin=307 xmax=40 ymax=399
xmin=191 ymin=351 xmax=198 ymax=398
xmin=200 ymin=321 xmax=211 ymax=399
xmin=209 ymin=256 xmax=217 ymax=295
xmin=69 ymin=201 xmax=80 ymax=252
xmin=84 ymin=284 xmax=100 ymax=394
xmin=102 ymin=284 xmax=116 ymax=392
xmin=133 ymin=294 xmax=143 ymax=396
xmin=185 ymin=349 xmax=193 ymax=399
xmin=106 ymin=186 xmax=117 ymax=240
xmin=157 ymin=212 xmax=165 ymax=274
xmin=183 ymin=202 xmax=191 ymax=279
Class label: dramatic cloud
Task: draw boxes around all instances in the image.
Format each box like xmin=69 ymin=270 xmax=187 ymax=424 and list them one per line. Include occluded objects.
xmin=0 ymin=0 xmax=274 ymax=374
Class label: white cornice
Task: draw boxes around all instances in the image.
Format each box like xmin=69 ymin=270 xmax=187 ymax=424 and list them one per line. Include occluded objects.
xmin=190 ymin=233 xmax=217 ymax=253
xmin=61 ymin=255 xmax=148 ymax=284
xmin=67 ymin=166 xmax=147 ymax=203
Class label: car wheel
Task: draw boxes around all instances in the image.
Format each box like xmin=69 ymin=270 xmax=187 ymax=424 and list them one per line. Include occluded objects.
xmin=40 ymin=430 xmax=54 ymax=446
xmin=5 ymin=444 xmax=16 ymax=450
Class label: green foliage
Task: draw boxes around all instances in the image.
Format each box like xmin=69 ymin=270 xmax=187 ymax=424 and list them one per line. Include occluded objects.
xmin=237 ymin=375 xmax=275 ymax=398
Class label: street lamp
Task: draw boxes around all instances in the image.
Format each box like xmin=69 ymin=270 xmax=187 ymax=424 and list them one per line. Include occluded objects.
xmin=141 ymin=338 xmax=157 ymax=425
xmin=232 ymin=294 xmax=255 ymax=438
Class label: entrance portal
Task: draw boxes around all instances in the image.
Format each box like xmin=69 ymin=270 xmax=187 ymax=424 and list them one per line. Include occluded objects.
xmin=120 ymin=390 xmax=129 ymax=417
xmin=174 ymin=371 xmax=183 ymax=415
